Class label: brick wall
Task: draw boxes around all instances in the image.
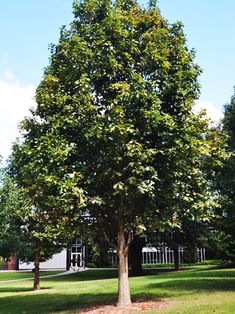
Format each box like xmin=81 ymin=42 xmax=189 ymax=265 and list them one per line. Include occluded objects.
xmin=7 ymin=256 xmax=17 ymax=270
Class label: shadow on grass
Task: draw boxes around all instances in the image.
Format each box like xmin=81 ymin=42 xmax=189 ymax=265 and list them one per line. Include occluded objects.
xmin=0 ymin=287 xmax=33 ymax=293
xmin=198 ymin=264 xmax=235 ymax=271
xmin=0 ymin=291 xmax=166 ymax=314
xmin=0 ymin=292 xmax=116 ymax=314
xmin=45 ymin=269 xmax=118 ymax=282
xmin=142 ymin=268 xmax=196 ymax=277
xmin=44 ymin=267 xmax=235 ymax=284
xmin=192 ymin=268 xmax=235 ymax=279
xmin=0 ymin=286 xmax=54 ymax=293
xmin=0 ymin=271 xmax=64 ymax=282
xmin=144 ymin=268 xmax=235 ymax=280
xmin=147 ymin=276 xmax=235 ymax=293
xmin=1 ymin=268 xmax=235 ymax=314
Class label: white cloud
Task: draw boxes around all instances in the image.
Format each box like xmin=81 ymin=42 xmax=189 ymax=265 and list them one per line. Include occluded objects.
xmin=193 ymin=101 xmax=223 ymax=124
xmin=3 ymin=69 xmax=15 ymax=81
xmin=0 ymin=78 xmax=36 ymax=161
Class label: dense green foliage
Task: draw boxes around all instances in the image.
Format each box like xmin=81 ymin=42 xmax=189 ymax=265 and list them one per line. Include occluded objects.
xmin=214 ymin=90 xmax=235 ymax=259
xmin=0 ymin=163 xmax=66 ymax=264
xmin=0 ymin=163 xmax=29 ymax=259
xmin=10 ymin=0 xmax=226 ymax=303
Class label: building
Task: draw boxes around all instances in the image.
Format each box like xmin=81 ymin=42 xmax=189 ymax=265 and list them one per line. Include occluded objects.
xmin=111 ymin=245 xmax=206 ymax=266
xmin=141 ymin=245 xmax=206 ymax=264
xmin=1 ymin=240 xmax=206 ymax=270
xmin=1 ymin=238 xmax=87 ymax=271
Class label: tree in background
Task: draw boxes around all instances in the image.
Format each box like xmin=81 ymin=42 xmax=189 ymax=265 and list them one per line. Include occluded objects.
xmin=1 ymin=159 xmax=73 ymax=290
xmin=129 ymin=233 xmax=146 ymax=276
xmin=85 ymin=235 xmax=112 ymax=267
xmin=11 ymin=0 xmax=226 ymax=307
xmin=215 ymin=90 xmax=235 ymax=260
xmin=128 ymin=107 xmax=226 ymax=272
xmin=0 ymin=161 xmax=27 ymax=260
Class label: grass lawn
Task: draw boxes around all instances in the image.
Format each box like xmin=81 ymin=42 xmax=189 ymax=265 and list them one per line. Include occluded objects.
xmin=0 ymin=271 xmax=64 ymax=281
xmin=0 ymin=266 xmax=234 ymax=313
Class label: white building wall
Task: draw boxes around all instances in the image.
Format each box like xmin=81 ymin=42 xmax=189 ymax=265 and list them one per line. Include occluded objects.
xmin=18 ymin=249 xmax=67 ymax=270
xmin=141 ymin=246 xmax=206 ymax=264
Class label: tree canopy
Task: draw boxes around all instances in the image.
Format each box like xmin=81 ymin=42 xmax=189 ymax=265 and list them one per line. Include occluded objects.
xmin=0 ymin=161 xmax=69 ymax=289
xmin=11 ymin=0 xmax=226 ymax=306
xmin=0 ymin=162 xmax=27 ymax=258
xmin=215 ymin=90 xmax=235 ymax=259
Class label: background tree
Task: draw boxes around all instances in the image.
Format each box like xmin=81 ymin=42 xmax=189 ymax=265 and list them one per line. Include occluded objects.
xmin=128 ymin=110 xmax=227 ymax=272
xmin=8 ymin=148 xmax=77 ymax=290
xmin=11 ymin=0 xmax=226 ymax=307
xmin=215 ymin=89 xmax=235 ymax=260
xmin=0 ymin=162 xmax=27 ymax=259
xmin=85 ymin=235 xmax=112 ymax=267
xmin=129 ymin=233 xmax=146 ymax=276
xmin=2 ymin=158 xmax=74 ymax=290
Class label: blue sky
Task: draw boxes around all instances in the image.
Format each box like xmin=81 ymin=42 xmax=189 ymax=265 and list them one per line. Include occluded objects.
xmin=1 ymin=0 xmax=235 ymax=159
xmin=158 ymin=0 xmax=235 ymax=112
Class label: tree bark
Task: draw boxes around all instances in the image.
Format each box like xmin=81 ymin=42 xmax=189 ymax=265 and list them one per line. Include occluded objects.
xmin=117 ymin=227 xmax=131 ymax=307
xmin=129 ymin=235 xmax=145 ymax=276
xmin=173 ymin=246 xmax=180 ymax=271
xmin=33 ymin=250 xmax=40 ymax=291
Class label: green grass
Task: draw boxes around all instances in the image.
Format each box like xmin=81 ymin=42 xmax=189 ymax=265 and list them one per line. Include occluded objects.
xmin=0 ymin=267 xmax=235 ymax=313
xmin=143 ymin=260 xmax=223 ymax=268
xmin=0 ymin=270 xmax=64 ymax=281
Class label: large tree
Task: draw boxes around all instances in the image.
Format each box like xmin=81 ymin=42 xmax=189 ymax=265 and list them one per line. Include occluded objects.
xmin=11 ymin=0 xmax=225 ymax=306
xmin=215 ymin=90 xmax=235 ymax=260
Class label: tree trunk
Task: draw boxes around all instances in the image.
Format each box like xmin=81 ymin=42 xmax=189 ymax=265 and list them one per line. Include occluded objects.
xmin=33 ymin=251 xmax=40 ymax=291
xmin=117 ymin=228 xmax=131 ymax=307
xmin=129 ymin=235 xmax=145 ymax=276
xmin=173 ymin=246 xmax=180 ymax=271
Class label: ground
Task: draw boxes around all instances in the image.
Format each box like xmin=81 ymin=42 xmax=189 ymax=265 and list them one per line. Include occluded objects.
xmin=79 ymin=300 xmax=172 ymax=313
xmin=0 ymin=266 xmax=235 ymax=313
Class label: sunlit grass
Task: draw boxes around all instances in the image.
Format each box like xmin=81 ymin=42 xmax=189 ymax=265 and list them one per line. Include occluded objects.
xmin=0 ymin=267 xmax=234 ymax=313
xmin=0 ymin=270 xmax=64 ymax=281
